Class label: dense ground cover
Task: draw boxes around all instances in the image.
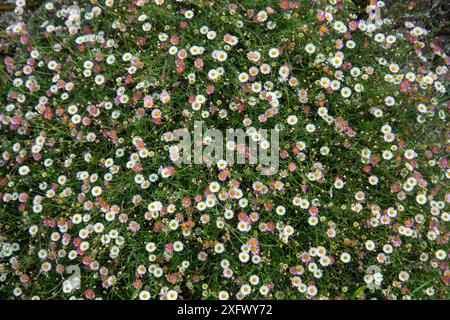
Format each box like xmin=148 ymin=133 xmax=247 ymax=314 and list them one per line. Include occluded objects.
xmin=0 ymin=0 xmax=449 ymax=300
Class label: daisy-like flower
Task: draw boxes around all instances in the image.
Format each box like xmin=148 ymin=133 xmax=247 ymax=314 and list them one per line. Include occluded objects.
xmin=18 ymin=165 xmax=30 ymax=175
xmin=268 ymin=48 xmax=280 ymax=58
xmin=287 ymin=115 xmax=298 ymax=125
xmin=305 ymin=43 xmax=316 ymax=54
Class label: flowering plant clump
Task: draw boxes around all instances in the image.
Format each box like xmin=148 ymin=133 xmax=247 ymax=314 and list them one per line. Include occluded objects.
xmin=0 ymin=0 xmax=449 ymax=300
